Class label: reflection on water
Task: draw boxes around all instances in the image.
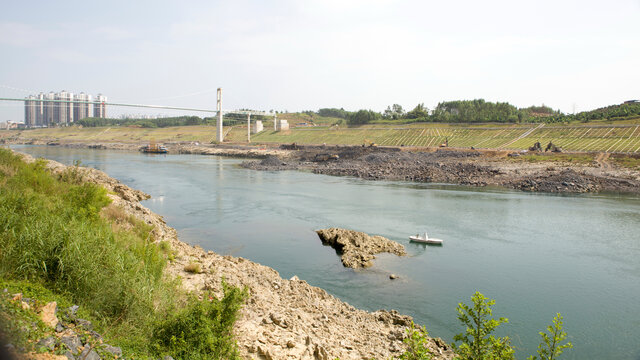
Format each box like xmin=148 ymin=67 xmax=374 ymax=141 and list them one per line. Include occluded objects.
xmin=11 ymin=145 xmax=640 ymax=360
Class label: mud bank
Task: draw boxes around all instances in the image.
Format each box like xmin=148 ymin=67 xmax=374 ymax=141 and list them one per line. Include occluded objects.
xmin=6 ymin=139 xmax=288 ymax=158
xmin=242 ymin=145 xmax=640 ymax=194
xmin=14 ymin=150 xmax=454 ymax=360
xmin=9 ymin=138 xmax=638 ymax=194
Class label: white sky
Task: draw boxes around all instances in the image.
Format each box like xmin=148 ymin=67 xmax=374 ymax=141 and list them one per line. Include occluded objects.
xmin=1 ymin=0 xmax=639 ymax=121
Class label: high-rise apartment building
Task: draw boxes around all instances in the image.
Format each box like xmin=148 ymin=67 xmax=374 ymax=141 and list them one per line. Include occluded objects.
xmin=35 ymin=93 xmax=45 ymax=126
xmin=43 ymin=92 xmax=55 ymax=126
xmin=55 ymin=90 xmax=73 ymax=125
xmin=94 ymin=94 xmax=107 ymax=118
xmin=23 ymin=90 xmax=107 ymax=127
xmin=73 ymin=93 xmax=92 ymax=122
xmin=24 ymin=95 xmax=36 ymax=127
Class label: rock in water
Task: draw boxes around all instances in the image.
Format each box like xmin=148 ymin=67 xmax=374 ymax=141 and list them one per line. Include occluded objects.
xmin=315 ymin=228 xmax=406 ymax=269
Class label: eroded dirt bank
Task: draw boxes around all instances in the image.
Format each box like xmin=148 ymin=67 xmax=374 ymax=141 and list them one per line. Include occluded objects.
xmin=242 ymin=145 xmax=640 ymax=194
xmin=14 ymin=150 xmax=454 ymax=360
xmin=8 ymin=138 xmax=640 ymax=193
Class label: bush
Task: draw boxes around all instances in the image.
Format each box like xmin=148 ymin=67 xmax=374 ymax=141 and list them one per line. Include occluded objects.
xmin=151 ymin=282 xmax=247 ymax=360
xmin=528 ymin=313 xmax=573 ymax=360
xmin=399 ymin=321 xmax=433 ymax=360
xmin=453 ymin=292 xmax=515 ymax=360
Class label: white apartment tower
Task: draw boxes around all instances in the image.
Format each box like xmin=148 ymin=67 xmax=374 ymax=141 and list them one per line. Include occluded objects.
xmin=55 ymin=90 xmax=74 ymax=125
xmin=35 ymin=93 xmax=45 ymax=126
xmin=93 ymin=94 xmax=107 ymax=118
xmin=24 ymin=90 xmax=106 ymax=127
xmin=24 ymin=95 xmax=36 ymax=127
xmin=73 ymin=92 xmax=92 ymax=121
xmin=43 ymin=92 xmax=55 ymax=126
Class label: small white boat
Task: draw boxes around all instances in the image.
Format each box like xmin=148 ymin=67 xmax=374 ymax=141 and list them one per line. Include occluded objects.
xmin=409 ymin=232 xmax=443 ymax=245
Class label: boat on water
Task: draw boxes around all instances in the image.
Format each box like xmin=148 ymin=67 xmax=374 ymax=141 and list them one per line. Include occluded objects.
xmin=140 ymin=141 xmax=168 ymax=154
xmin=409 ymin=232 xmax=443 ymax=245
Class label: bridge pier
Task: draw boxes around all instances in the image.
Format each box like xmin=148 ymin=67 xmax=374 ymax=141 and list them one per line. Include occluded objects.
xmin=247 ymin=113 xmax=251 ymax=143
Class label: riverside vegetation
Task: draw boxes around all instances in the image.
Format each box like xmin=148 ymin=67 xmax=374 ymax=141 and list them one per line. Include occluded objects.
xmin=400 ymin=292 xmax=572 ymax=360
xmin=0 ymin=147 xmax=246 ymax=359
xmin=0 ymin=148 xmax=572 ymax=360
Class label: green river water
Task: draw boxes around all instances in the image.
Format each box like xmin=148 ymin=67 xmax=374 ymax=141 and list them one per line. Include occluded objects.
xmin=11 ymin=145 xmax=640 ymax=360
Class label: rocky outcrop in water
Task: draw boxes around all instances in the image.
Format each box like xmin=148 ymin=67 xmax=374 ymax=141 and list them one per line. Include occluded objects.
xmin=316 ymin=228 xmax=407 ymax=269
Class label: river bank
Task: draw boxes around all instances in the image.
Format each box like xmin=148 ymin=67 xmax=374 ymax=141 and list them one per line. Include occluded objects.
xmin=6 ymin=138 xmax=640 ymax=194
xmin=12 ymin=149 xmax=454 ymax=360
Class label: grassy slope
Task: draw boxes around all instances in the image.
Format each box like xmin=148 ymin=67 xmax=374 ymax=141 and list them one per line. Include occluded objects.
xmin=0 ymin=149 xmax=245 ymax=359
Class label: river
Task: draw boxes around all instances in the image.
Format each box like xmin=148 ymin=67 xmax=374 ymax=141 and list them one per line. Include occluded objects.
xmin=11 ymin=145 xmax=640 ymax=360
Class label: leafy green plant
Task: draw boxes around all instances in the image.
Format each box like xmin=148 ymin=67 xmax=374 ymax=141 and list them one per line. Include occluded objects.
xmin=151 ymin=282 xmax=247 ymax=360
xmin=527 ymin=313 xmax=572 ymax=360
xmin=399 ymin=321 xmax=433 ymax=360
xmin=453 ymin=292 xmax=514 ymax=360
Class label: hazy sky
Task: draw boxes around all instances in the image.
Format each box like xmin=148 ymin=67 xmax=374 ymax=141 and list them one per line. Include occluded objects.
xmin=1 ymin=0 xmax=639 ymax=121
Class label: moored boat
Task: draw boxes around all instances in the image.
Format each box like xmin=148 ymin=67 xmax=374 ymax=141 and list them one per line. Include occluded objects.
xmin=409 ymin=232 xmax=443 ymax=245
xmin=140 ymin=140 xmax=168 ymax=154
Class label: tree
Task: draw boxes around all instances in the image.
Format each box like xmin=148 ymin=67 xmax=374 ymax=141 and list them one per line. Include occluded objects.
xmin=405 ymin=103 xmax=429 ymax=119
xmin=384 ymin=104 xmax=405 ymax=120
xmin=527 ymin=313 xmax=573 ymax=360
xmin=347 ymin=109 xmax=381 ymax=125
xmin=453 ymin=292 xmax=515 ymax=360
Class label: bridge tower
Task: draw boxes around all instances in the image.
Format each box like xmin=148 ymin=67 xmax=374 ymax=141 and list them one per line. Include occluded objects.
xmin=216 ymin=88 xmax=223 ymax=142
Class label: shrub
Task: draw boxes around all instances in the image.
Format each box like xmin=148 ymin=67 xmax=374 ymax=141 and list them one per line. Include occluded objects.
xmin=453 ymin=292 xmax=515 ymax=360
xmin=527 ymin=313 xmax=573 ymax=360
xmin=399 ymin=321 xmax=433 ymax=360
xmin=151 ymin=282 xmax=247 ymax=360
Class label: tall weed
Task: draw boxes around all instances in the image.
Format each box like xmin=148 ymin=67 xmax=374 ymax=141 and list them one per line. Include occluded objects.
xmin=0 ymin=148 xmax=246 ymax=358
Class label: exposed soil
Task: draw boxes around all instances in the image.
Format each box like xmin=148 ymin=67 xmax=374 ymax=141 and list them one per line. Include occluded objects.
xmin=242 ymin=144 xmax=640 ymax=194
xmin=7 ymin=137 xmax=640 ymax=193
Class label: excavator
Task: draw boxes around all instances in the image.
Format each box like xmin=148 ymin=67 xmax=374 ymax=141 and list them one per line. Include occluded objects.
xmin=362 ymin=139 xmax=377 ymax=147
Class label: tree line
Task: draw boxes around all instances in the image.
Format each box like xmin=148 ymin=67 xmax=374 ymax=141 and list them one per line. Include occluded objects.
xmin=73 ymin=100 xmax=640 ymax=128
xmin=75 ymin=113 xmax=271 ymax=128
xmin=314 ymin=100 xmax=640 ymax=125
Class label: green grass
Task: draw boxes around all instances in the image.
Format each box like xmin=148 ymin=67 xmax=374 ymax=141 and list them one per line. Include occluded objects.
xmin=0 ymin=148 xmax=246 ymax=359
xmin=508 ymin=153 xmax=595 ymax=165
xmin=610 ymin=154 xmax=640 ymax=169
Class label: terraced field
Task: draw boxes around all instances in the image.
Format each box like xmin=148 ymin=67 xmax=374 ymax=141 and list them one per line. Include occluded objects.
xmin=248 ymin=124 xmax=640 ymax=153
xmin=6 ymin=121 xmax=640 ymax=153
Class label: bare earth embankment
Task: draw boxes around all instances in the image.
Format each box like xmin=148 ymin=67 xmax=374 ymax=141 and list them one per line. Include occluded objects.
xmin=14 ymin=150 xmax=454 ymax=360
xmin=242 ymin=145 xmax=640 ymax=194
xmin=7 ymin=134 xmax=640 ymax=194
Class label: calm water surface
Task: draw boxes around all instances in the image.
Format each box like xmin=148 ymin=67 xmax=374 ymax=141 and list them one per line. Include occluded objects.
xmin=12 ymin=145 xmax=640 ymax=360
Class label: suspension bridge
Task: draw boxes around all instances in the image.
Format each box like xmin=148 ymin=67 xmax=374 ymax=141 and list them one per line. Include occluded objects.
xmin=0 ymin=88 xmax=275 ymax=142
